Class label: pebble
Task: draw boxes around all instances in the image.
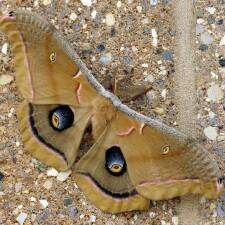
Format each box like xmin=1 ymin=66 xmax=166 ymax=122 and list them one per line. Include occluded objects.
xmin=47 ymin=168 xmax=58 ymax=177
xmin=207 ymin=84 xmax=224 ymax=102
xmin=149 ymin=211 xmax=156 ymax=218
xmin=204 ymin=126 xmax=218 ymax=141
xmin=105 ymin=13 xmax=115 ymax=26
xmin=36 ymin=210 xmax=49 ymax=221
xmin=163 ymin=51 xmax=173 ymax=61
xmin=217 ymin=202 xmax=225 ymax=217
xmin=206 ymin=7 xmax=216 ymax=15
xmin=70 ymin=12 xmax=77 ymax=21
xmin=57 ymin=170 xmax=71 ymax=182
xmin=200 ymin=32 xmax=214 ymax=45
xmin=16 ymin=212 xmax=28 ymax=225
xmin=152 ymin=107 xmax=164 ymax=115
xmin=151 ymin=28 xmax=158 ymax=47
xmin=42 ymin=0 xmax=51 ymax=5
xmin=219 ymin=36 xmax=225 ymax=46
xmin=68 ymin=207 xmax=78 ymax=219
xmin=172 ymin=216 xmax=178 ymax=225
xmin=89 ymin=215 xmax=96 ymax=223
xmin=43 ymin=179 xmax=53 ymax=190
xmin=150 ymin=0 xmax=157 ymax=6
xmin=136 ymin=6 xmax=142 ymax=13
xmin=96 ymin=44 xmax=105 ymax=52
xmin=80 ymin=0 xmax=92 ymax=7
xmin=64 ymin=197 xmax=73 ymax=207
xmin=15 ymin=182 xmax=23 ymax=193
xmin=91 ymin=10 xmax=97 ymax=19
xmin=0 ymin=75 xmax=14 ymax=85
xmin=1 ymin=43 xmax=8 ymax=55
xmin=99 ymin=53 xmax=112 ymax=65
xmin=39 ymin=199 xmax=49 ymax=208
xmin=116 ymin=1 xmax=122 ymax=8
xmin=196 ymin=24 xmax=205 ymax=35
xmin=161 ymin=220 xmax=171 ymax=225
xmin=219 ymin=58 xmax=225 ymax=67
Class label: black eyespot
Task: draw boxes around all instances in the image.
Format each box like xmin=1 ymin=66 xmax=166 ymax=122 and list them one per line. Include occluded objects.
xmin=105 ymin=146 xmax=126 ymax=176
xmin=218 ymin=176 xmax=225 ymax=185
xmin=49 ymin=106 xmax=74 ymax=131
xmin=9 ymin=11 xmax=15 ymax=17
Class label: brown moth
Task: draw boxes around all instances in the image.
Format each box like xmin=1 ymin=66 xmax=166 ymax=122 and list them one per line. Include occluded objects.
xmin=0 ymin=11 xmax=224 ymax=213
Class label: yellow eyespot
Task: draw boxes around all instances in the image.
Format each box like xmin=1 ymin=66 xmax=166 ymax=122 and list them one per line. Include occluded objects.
xmin=50 ymin=52 xmax=56 ymax=62
xmin=162 ymin=145 xmax=170 ymax=155
xmin=52 ymin=114 xmax=59 ymax=128
xmin=110 ymin=164 xmax=122 ymax=173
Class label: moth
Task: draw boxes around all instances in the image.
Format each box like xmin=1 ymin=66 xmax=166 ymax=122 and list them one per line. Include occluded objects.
xmin=0 ymin=11 xmax=224 ymax=213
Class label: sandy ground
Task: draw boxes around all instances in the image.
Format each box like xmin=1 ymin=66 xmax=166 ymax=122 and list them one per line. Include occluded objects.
xmin=0 ymin=0 xmax=225 ymax=225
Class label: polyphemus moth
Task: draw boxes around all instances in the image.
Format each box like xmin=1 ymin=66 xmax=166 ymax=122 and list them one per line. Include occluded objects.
xmin=0 ymin=10 xmax=224 ymax=213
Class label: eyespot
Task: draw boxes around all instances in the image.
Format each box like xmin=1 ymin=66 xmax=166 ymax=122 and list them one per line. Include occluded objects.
xmin=49 ymin=106 xmax=74 ymax=131
xmin=9 ymin=11 xmax=15 ymax=17
xmin=162 ymin=145 xmax=170 ymax=154
xmin=49 ymin=52 xmax=56 ymax=62
xmin=105 ymin=146 xmax=126 ymax=176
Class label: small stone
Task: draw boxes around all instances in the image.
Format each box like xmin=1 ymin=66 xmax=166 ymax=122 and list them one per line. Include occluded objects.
xmin=91 ymin=10 xmax=97 ymax=19
xmin=105 ymin=13 xmax=115 ymax=26
xmin=206 ymin=7 xmax=216 ymax=14
xmin=161 ymin=89 xmax=167 ymax=99
xmin=220 ymin=36 xmax=225 ymax=46
xmin=210 ymin=203 xmax=216 ymax=210
xmin=64 ymin=197 xmax=73 ymax=207
xmin=150 ymin=0 xmax=157 ymax=6
xmin=57 ymin=170 xmax=71 ymax=182
xmin=99 ymin=53 xmax=112 ymax=65
xmin=199 ymin=44 xmax=208 ymax=51
xmin=1 ymin=43 xmax=8 ymax=55
xmin=199 ymin=196 xmax=206 ymax=204
xmin=15 ymin=182 xmax=23 ymax=193
xmin=136 ymin=6 xmax=142 ymax=13
xmin=204 ymin=126 xmax=218 ymax=141
xmin=144 ymin=74 xmax=154 ymax=83
xmin=172 ymin=216 xmax=178 ymax=225
xmin=68 ymin=207 xmax=78 ymax=219
xmin=30 ymin=197 xmax=37 ymax=202
xmin=163 ymin=51 xmax=173 ymax=61
xmin=43 ymin=179 xmax=53 ymax=190
xmin=89 ymin=215 xmax=96 ymax=223
xmin=47 ymin=168 xmax=58 ymax=177
xmin=36 ymin=210 xmax=49 ymax=221
xmin=217 ymin=202 xmax=225 ymax=217
xmin=80 ymin=0 xmax=92 ymax=7
xmin=70 ymin=13 xmax=77 ymax=21
xmin=16 ymin=213 xmax=28 ymax=225
xmin=196 ymin=24 xmax=205 ymax=35
xmin=39 ymin=199 xmax=49 ymax=208
xmin=116 ymin=1 xmax=122 ymax=8
xmin=42 ymin=0 xmax=51 ymax=5
xmin=96 ymin=44 xmax=105 ymax=52
xmin=0 ymin=75 xmax=14 ymax=85
xmin=207 ymin=84 xmax=224 ymax=102
xmin=219 ymin=58 xmax=225 ymax=67
xmin=152 ymin=107 xmax=164 ymax=115
xmin=200 ymin=32 xmax=214 ymax=45
xmin=149 ymin=211 xmax=156 ymax=218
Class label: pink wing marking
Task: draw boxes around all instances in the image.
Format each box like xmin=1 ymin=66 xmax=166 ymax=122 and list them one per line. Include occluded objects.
xmin=75 ymin=82 xmax=82 ymax=104
xmin=139 ymin=123 xmax=146 ymax=135
xmin=116 ymin=127 xmax=135 ymax=137
xmin=19 ymin=33 xmax=35 ymax=101
xmin=73 ymin=70 xmax=82 ymax=79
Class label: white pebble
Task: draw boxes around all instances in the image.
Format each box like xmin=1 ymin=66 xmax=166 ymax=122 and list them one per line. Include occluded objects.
xmin=172 ymin=216 xmax=179 ymax=225
xmin=1 ymin=43 xmax=8 ymax=55
xmin=89 ymin=215 xmax=96 ymax=223
xmin=207 ymin=84 xmax=224 ymax=102
xmin=80 ymin=0 xmax=92 ymax=7
xmin=136 ymin=6 xmax=142 ymax=13
xmin=117 ymin=1 xmax=122 ymax=8
xmin=47 ymin=168 xmax=59 ymax=177
xmin=30 ymin=197 xmax=37 ymax=202
xmin=39 ymin=199 xmax=49 ymax=208
xmin=220 ymin=35 xmax=225 ymax=46
xmin=16 ymin=213 xmax=28 ymax=225
xmin=150 ymin=0 xmax=157 ymax=6
xmin=204 ymin=126 xmax=218 ymax=141
xmin=42 ymin=0 xmax=52 ymax=5
xmin=105 ymin=13 xmax=115 ymax=26
xmin=91 ymin=10 xmax=97 ymax=19
xmin=161 ymin=89 xmax=167 ymax=99
xmin=70 ymin=12 xmax=77 ymax=21
xmin=57 ymin=170 xmax=71 ymax=182
xmin=141 ymin=63 xmax=149 ymax=68
xmin=149 ymin=211 xmax=156 ymax=218
xmin=206 ymin=7 xmax=216 ymax=15
xmin=43 ymin=179 xmax=53 ymax=190
xmin=0 ymin=74 xmax=14 ymax=85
